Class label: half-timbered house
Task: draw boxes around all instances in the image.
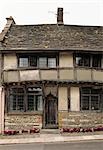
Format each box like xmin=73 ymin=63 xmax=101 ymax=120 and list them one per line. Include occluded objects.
xmin=0 ymin=8 xmax=103 ymax=133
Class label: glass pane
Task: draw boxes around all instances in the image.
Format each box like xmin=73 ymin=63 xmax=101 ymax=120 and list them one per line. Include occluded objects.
xmin=19 ymin=58 xmax=28 ymax=67
xmin=17 ymin=95 xmax=24 ymax=111
xmin=91 ymin=95 xmax=99 ymax=110
xmin=10 ymin=88 xmax=16 ymax=94
xmin=81 ymin=96 xmax=89 ymax=110
xmin=36 ymin=95 xmax=43 ymax=111
xmin=84 ymin=55 xmax=90 ymax=67
xmin=92 ymin=54 xmax=101 ymax=68
xmin=30 ymin=56 xmax=37 ymax=67
xmin=10 ymin=88 xmax=24 ymax=94
xmin=76 ymin=55 xmax=83 ymax=66
xmin=28 ymin=95 xmax=35 ymax=111
xmin=27 ymin=87 xmax=42 ymax=95
xmin=81 ymin=88 xmax=90 ymax=94
xmin=91 ymin=88 xmax=101 ymax=94
xmin=76 ymin=54 xmax=90 ymax=67
xmin=9 ymin=95 xmax=16 ymax=111
xmin=48 ymin=58 xmax=56 ymax=68
xmin=39 ymin=57 xmax=47 ymax=68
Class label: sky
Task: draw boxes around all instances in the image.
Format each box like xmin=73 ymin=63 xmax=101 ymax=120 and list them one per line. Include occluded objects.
xmin=0 ymin=0 xmax=103 ymax=32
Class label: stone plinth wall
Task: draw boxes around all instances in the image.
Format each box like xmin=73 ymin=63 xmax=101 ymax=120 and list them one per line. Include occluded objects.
xmin=5 ymin=114 xmax=42 ymax=131
xmin=58 ymin=111 xmax=103 ymax=128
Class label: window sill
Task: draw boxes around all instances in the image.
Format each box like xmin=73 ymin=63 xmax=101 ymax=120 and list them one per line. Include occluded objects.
xmin=80 ymin=110 xmax=102 ymax=113
xmin=7 ymin=111 xmax=43 ymax=115
xmin=69 ymin=110 xmax=102 ymax=113
xmin=75 ymin=66 xmax=103 ymax=71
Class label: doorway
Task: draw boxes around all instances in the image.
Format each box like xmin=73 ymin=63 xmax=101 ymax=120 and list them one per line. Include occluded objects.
xmin=44 ymin=93 xmax=58 ymax=128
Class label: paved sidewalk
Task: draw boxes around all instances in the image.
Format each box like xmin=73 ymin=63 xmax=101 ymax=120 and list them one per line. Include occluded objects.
xmin=0 ymin=133 xmax=103 ymax=145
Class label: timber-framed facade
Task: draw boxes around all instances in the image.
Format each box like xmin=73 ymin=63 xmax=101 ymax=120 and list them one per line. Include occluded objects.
xmin=0 ymin=8 xmax=103 ymax=133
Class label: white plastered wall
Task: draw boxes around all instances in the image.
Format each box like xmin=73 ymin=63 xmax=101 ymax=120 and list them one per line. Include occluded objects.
xmin=4 ymin=54 xmax=17 ymax=70
xmin=59 ymin=52 xmax=73 ymax=67
xmin=58 ymin=87 xmax=68 ymax=111
xmin=70 ymin=87 xmax=80 ymax=111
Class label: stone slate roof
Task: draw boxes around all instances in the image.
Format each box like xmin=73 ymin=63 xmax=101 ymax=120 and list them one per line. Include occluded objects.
xmin=0 ymin=18 xmax=103 ymax=51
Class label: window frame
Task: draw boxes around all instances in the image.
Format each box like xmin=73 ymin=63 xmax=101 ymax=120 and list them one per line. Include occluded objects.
xmin=75 ymin=53 xmax=103 ymax=69
xmin=80 ymin=87 xmax=102 ymax=111
xmin=75 ymin=53 xmax=90 ymax=67
xmin=18 ymin=54 xmax=57 ymax=68
xmin=8 ymin=86 xmax=43 ymax=113
xmin=27 ymin=87 xmax=43 ymax=111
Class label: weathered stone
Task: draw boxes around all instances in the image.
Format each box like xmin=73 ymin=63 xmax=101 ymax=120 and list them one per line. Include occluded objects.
xmin=0 ymin=24 xmax=103 ymax=51
xmin=5 ymin=114 xmax=42 ymax=130
xmin=59 ymin=111 xmax=103 ymax=128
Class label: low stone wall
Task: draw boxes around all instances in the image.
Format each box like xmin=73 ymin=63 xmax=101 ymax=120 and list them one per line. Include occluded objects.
xmin=5 ymin=114 xmax=42 ymax=131
xmin=58 ymin=111 xmax=103 ymax=128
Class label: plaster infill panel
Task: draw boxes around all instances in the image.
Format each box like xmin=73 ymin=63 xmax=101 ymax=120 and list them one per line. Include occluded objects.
xmin=76 ymin=69 xmax=91 ymax=81
xmin=58 ymin=87 xmax=68 ymax=111
xmin=93 ymin=70 xmax=103 ymax=82
xmin=70 ymin=87 xmax=80 ymax=111
xmin=4 ymin=54 xmax=17 ymax=70
xmin=20 ymin=70 xmax=40 ymax=81
xmin=3 ymin=71 xmax=19 ymax=82
xmin=59 ymin=53 xmax=73 ymax=67
xmin=40 ymin=70 xmax=58 ymax=80
xmin=59 ymin=69 xmax=74 ymax=80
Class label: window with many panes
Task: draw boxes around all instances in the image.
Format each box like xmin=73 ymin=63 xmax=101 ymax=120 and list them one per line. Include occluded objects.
xmin=80 ymin=87 xmax=103 ymax=111
xmin=75 ymin=53 xmax=102 ymax=68
xmin=27 ymin=87 xmax=43 ymax=111
xmin=9 ymin=88 xmax=24 ymax=111
xmin=48 ymin=58 xmax=56 ymax=68
xmin=19 ymin=57 xmax=29 ymax=67
xmin=8 ymin=87 xmax=43 ymax=112
xmin=92 ymin=54 xmax=102 ymax=68
xmin=18 ymin=54 xmax=57 ymax=68
xmin=76 ymin=54 xmax=90 ymax=67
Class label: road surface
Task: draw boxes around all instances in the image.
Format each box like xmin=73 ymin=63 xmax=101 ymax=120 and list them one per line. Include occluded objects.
xmin=0 ymin=140 xmax=103 ymax=150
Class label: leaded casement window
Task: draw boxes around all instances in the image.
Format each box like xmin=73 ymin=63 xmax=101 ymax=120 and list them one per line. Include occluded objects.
xmin=39 ymin=57 xmax=56 ymax=68
xmin=19 ymin=55 xmax=37 ymax=67
xmin=19 ymin=57 xmax=29 ymax=67
xmin=18 ymin=54 xmax=57 ymax=68
xmin=27 ymin=87 xmax=43 ymax=111
xmin=75 ymin=54 xmax=90 ymax=67
xmin=8 ymin=87 xmax=43 ymax=112
xmin=39 ymin=57 xmax=47 ymax=68
xmin=75 ymin=53 xmax=102 ymax=68
xmin=80 ymin=87 xmax=103 ymax=111
xmin=92 ymin=54 xmax=102 ymax=68
xmin=48 ymin=58 xmax=56 ymax=68
xmin=9 ymin=88 xmax=25 ymax=111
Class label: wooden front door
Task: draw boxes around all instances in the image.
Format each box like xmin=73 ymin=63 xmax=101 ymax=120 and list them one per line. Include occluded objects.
xmin=45 ymin=93 xmax=58 ymax=128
